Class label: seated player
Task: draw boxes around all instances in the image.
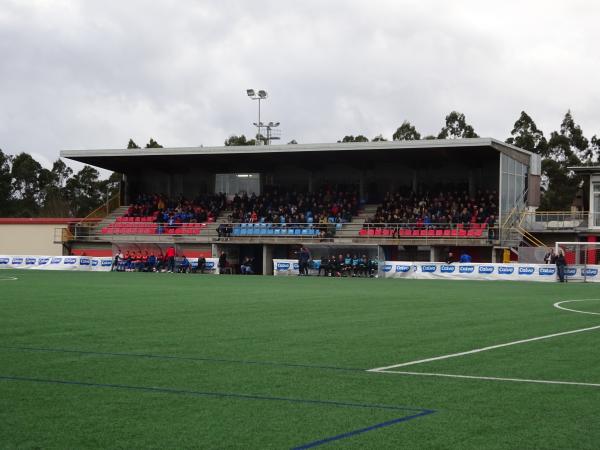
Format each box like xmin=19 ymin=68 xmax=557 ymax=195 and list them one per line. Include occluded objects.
xmin=351 ymin=254 xmax=360 ymax=277
xmin=343 ymin=253 xmax=352 ymax=277
xmin=178 ymin=255 xmax=191 ymax=273
xmin=358 ymin=254 xmax=368 ymax=277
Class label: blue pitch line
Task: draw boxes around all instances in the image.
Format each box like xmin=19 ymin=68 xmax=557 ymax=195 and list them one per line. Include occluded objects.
xmin=0 ymin=374 xmax=435 ymax=448
xmin=292 ymin=410 xmax=436 ymax=449
xmin=0 ymin=345 xmax=365 ymax=372
xmin=0 ymin=375 xmax=428 ymax=412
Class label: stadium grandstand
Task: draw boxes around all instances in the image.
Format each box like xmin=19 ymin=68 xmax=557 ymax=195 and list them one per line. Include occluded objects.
xmin=56 ymin=138 xmax=554 ymax=274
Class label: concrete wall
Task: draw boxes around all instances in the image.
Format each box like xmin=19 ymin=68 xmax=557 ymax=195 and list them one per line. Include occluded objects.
xmin=0 ymin=223 xmax=65 ymax=255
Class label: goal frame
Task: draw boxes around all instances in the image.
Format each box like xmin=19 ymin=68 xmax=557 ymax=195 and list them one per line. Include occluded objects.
xmin=554 ymin=241 xmax=600 ymax=283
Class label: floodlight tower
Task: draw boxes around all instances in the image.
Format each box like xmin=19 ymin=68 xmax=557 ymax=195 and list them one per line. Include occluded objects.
xmin=246 ymin=89 xmax=268 ymax=145
xmin=265 ymin=121 xmax=281 ymax=145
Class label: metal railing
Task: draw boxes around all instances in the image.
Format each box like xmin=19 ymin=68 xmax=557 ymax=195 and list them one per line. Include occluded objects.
xmin=519 ymin=211 xmax=599 ymax=231
xmin=76 ymin=192 xmax=121 ymax=226
xmin=61 ymin=220 xmax=498 ymax=244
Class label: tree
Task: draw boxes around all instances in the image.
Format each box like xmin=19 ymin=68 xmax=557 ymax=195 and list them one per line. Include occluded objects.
xmin=287 ymin=139 xmax=298 ymax=144
xmin=437 ymin=111 xmax=479 ymax=139
xmin=224 ymin=135 xmax=256 ymax=146
xmin=0 ymin=149 xmax=13 ymax=215
xmin=505 ymin=111 xmax=548 ymax=155
xmin=590 ymin=135 xmax=600 ymax=164
xmin=372 ymin=134 xmax=387 ymax=142
xmin=39 ymin=159 xmax=73 ymax=216
xmin=338 ymin=135 xmax=369 ymax=143
xmin=539 ymin=111 xmax=589 ymax=210
xmin=559 ymin=110 xmax=590 ymax=163
xmin=127 ymin=139 xmax=140 ymax=149
xmin=145 ymin=138 xmax=163 ymax=148
xmin=10 ymin=152 xmax=45 ymax=217
xmin=64 ymin=165 xmax=104 ymax=217
xmin=393 ymin=121 xmax=421 ymax=141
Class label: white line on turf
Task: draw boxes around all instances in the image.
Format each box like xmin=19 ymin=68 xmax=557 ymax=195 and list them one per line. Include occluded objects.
xmin=368 ymin=298 xmax=600 ymax=373
xmin=553 ymin=299 xmax=600 ymax=316
xmin=368 ymin=323 xmax=600 ymax=372
xmin=0 ymin=276 xmax=18 ymax=281
xmin=376 ymin=370 xmax=600 ymax=388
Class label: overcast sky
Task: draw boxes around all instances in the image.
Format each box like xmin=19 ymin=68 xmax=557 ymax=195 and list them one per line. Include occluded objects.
xmin=1 ymin=0 xmax=599 ymax=173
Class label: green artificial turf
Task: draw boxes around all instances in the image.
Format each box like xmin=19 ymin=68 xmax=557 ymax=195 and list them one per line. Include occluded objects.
xmin=1 ymin=270 xmax=599 ymax=449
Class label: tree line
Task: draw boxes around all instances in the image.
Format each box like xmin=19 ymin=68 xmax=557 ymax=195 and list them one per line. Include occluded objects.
xmin=0 ymin=137 xmax=162 ymax=218
xmin=1 ymin=112 xmax=598 ymax=218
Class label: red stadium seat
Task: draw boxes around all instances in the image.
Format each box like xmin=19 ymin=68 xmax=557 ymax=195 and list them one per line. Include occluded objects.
xmin=359 ymin=229 xmax=367 ymax=236
xmin=435 ymin=229 xmax=443 ymax=237
xmin=459 ymin=229 xmax=467 ymax=237
xmin=443 ymin=229 xmax=451 ymax=237
xmin=427 ymin=229 xmax=435 ymax=237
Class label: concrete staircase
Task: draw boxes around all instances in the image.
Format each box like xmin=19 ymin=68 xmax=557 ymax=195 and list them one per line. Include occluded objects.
xmin=95 ymin=206 xmax=130 ymax=230
xmin=336 ymin=204 xmax=379 ymax=238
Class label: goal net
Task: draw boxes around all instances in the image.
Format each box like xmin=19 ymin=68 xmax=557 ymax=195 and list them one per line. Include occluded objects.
xmin=554 ymin=241 xmax=600 ymax=282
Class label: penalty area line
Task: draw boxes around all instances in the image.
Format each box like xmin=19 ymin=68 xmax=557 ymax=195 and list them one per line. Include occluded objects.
xmin=374 ymin=370 xmax=600 ymax=389
xmin=368 ymin=323 xmax=600 ymax=372
xmin=0 ymin=276 xmax=18 ymax=281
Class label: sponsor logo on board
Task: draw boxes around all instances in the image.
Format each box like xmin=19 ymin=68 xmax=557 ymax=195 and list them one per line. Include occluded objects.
xmin=0 ymin=257 xmax=10 ymax=265
xmin=582 ymin=268 xmax=598 ymax=277
xmin=383 ymin=264 xmax=393 ymax=272
xmin=51 ymin=257 xmax=62 ymax=264
xmin=25 ymin=257 xmax=37 ymax=265
xmin=478 ymin=265 xmax=494 ymax=274
xmin=63 ymin=257 xmax=77 ymax=264
xmin=276 ymin=262 xmax=290 ymax=270
xmin=518 ymin=267 xmax=535 ymax=275
xmin=459 ymin=265 xmax=474 ymax=273
xmin=12 ymin=257 xmax=23 ymax=265
xmin=38 ymin=257 xmax=50 ymax=265
xmin=101 ymin=259 xmax=112 ymax=267
xmin=421 ymin=265 xmax=437 ymax=273
xmin=498 ymin=266 xmax=514 ymax=275
xmin=565 ymin=267 xmax=577 ymax=276
xmin=79 ymin=257 xmax=90 ymax=266
xmin=396 ymin=265 xmax=411 ymax=273
xmin=538 ymin=267 xmax=556 ymax=276
xmin=440 ymin=265 xmax=455 ymax=273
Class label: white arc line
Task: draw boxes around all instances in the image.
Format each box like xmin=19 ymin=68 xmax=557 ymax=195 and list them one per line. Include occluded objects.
xmin=553 ymin=299 xmax=600 ymax=316
xmin=376 ymin=370 xmax=600 ymax=388
xmin=0 ymin=276 xmax=18 ymax=281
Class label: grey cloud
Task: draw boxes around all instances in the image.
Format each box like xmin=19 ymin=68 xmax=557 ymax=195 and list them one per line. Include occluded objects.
xmin=0 ymin=0 xmax=599 ymax=173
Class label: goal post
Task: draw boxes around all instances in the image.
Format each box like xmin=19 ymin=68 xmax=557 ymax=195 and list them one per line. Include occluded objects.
xmin=554 ymin=241 xmax=600 ymax=282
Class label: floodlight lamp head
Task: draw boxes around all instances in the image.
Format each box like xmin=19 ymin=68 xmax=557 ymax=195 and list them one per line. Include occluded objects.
xmin=246 ymin=89 xmax=255 ymax=97
xmin=273 ymin=122 xmax=280 ymax=127
xmin=258 ymin=90 xmax=267 ymax=99
xmin=268 ymin=122 xmax=274 ymax=127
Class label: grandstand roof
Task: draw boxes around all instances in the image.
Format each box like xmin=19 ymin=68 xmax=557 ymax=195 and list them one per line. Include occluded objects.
xmin=61 ymin=138 xmax=533 ymax=173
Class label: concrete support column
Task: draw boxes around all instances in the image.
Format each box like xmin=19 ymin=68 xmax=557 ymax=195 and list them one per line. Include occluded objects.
xmin=412 ymin=170 xmax=418 ymax=193
xmin=430 ymin=246 xmax=437 ymax=262
xmin=468 ymin=170 xmax=475 ymax=197
xmin=263 ymin=244 xmax=273 ymax=276
xmin=359 ymin=172 xmax=365 ymax=202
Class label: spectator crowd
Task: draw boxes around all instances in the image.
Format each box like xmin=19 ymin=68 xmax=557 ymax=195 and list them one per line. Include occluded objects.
xmin=368 ymin=188 xmax=498 ymax=230
xmin=125 ymin=193 xmax=226 ymax=226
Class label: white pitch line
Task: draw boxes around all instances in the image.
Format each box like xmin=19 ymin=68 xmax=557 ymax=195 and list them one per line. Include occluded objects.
xmin=368 ymin=323 xmax=600 ymax=372
xmin=376 ymin=370 xmax=600 ymax=388
xmin=369 ymin=298 xmax=600 ymax=373
xmin=0 ymin=276 xmax=18 ymax=281
xmin=554 ymin=299 xmax=600 ymax=316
